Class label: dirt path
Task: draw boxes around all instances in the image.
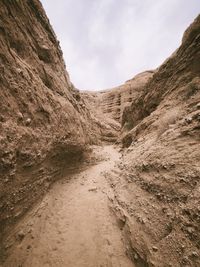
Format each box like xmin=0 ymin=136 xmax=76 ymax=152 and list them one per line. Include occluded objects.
xmin=3 ymin=145 xmax=135 ymax=267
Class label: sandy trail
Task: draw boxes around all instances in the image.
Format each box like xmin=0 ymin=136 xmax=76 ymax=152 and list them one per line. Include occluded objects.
xmin=3 ymin=145 xmax=135 ymax=267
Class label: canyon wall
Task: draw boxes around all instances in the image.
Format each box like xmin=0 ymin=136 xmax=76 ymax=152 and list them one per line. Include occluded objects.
xmin=0 ymin=1 xmax=200 ymax=266
xmin=99 ymin=71 xmax=154 ymax=123
xmin=122 ymin=15 xmax=200 ymax=141
xmin=82 ymin=71 xmax=154 ymax=125
xmin=0 ymin=0 xmax=102 ymax=237
xmin=111 ymin=15 xmax=200 ymax=267
xmin=81 ymin=70 xmax=154 ymax=143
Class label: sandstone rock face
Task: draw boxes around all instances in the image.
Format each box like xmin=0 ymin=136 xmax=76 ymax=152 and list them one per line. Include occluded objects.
xmin=81 ymin=71 xmax=154 ymax=142
xmin=1 ymin=1 xmax=200 ymax=266
xmin=99 ymin=71 xmax=154 ymax=123
xmin=81 ymin=91 xmax=121 ymax=143
xmin=122 ymin=15 xmax=200 ymax=134
xmin=88 ymin=71 xmax=154 ymax=124
xmin=116 ymin=15 xmax=200 ymax=266
xmin=0 ymin=0 xmax=99 ymax=236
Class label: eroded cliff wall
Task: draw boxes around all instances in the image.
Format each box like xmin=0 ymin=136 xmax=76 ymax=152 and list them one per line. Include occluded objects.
xmin=112 ymin=15 xmax=200 ymax=267
xmin=99 ymin=71 xmax=154 ymax=123
xmin=1 ymin=2 xmax=200 ymax=266
xmin=81 ymin=70 xmax=154 ymax=142
xmin=0 ymin=0 xmax=99 ymax=236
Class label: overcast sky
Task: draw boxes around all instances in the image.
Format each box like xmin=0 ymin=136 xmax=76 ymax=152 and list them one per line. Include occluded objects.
xmin=41 ymin=0 xmax=199 ymax=91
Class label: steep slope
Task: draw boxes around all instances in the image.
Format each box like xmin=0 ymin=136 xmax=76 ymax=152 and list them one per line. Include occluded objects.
xmin=0 ymin=0 xmax=100 ymax=239
xmin=99 ymin=71 xmax=154 ymax=123
xmin=110 ymin=15 xmax=200 ymax=267
xmin=82 ymin=71 xmax=154 ymax=123
xmin=1 ymin=1 xmax=200 ymax=267
xmin=81 ymin=92 xmax=121 ymax=143
xmin=81 ymin=71 xmax=154 ymax=142
xmin=122 ymin=15 xmax=200 ymax=139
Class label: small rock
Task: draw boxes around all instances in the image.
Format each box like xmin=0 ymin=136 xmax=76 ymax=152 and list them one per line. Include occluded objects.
xmin=0 ymin=115 xmax=5 ymax=122
xmin=191 ymin=251 xmax=199 ymax=258
xmin=185 ymin=117 xmax=192 ymax=124
xmin=162 ymin=207 xmax=167 ymax=213
xmin=182 ymin=256 xmax=189 ymax=264
xmin=138 ymin=217 xmax=145 ymax=224
xmin=187 ymin=227 xmax=194 ymax=234
xmin=25 ymin=118 xmax=31 ymax=125
xmin=27 ymin=228 xmax=32 ymax=233
xmin=134 ymin=253 xmax=138 ymax=260
xmin=197 ymin=115 xmax=200 ymax=122
xmin=16 ymin=68 xmax=23 ymax=74
xmin=152 ymin=246 xmax=158 ymax=252
xmin=9 ymin=171 xmax=15 ymax=178
xmin=196 ymin=103 xmax=200 ymax=109
xmin=17 ymin=230 xmax=25 ymax=240
xmin=88 ymin=187 xmax=97 ymax=192
xmin=17 ymin=112 xmax=23 ymax=120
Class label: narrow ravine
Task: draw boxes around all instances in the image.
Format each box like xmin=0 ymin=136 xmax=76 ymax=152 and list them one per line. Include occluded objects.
xmin=2 ymin=145 xmax=135 ymax=267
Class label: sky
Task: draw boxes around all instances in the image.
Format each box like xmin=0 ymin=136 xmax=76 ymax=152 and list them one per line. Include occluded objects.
xmin=41 ymin=0 xmax=199 ymax=91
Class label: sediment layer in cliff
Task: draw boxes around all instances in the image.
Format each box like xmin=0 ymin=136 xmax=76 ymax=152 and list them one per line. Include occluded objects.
xmin=0 ymin=0 xmax=103 ymax=237
xmin=113 ymin=15 xmax=200 ymax=267
xmin=1 ymin=1 xmax=200 ymax=266
xmin=82 ymin=71 xmax=154 ymax=127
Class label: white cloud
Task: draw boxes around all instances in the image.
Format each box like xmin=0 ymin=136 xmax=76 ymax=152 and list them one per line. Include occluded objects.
xmin=41 ymin=0 xmax=200 ymax=90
